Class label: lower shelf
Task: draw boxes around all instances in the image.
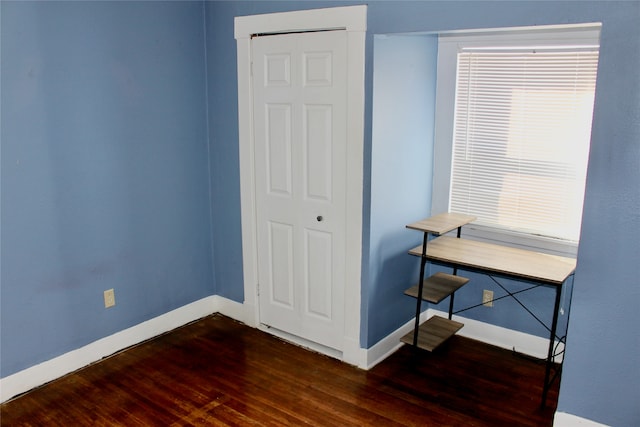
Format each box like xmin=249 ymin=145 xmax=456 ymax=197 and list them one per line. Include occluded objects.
xmin=400 ymin=315 xmax=464 ymax=352
xmin=404 ymin=272 xmax=470 ymax=304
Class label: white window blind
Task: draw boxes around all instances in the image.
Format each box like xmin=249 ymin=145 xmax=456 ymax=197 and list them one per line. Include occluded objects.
xmin=450 ymin=47 xmax=599 ymax=242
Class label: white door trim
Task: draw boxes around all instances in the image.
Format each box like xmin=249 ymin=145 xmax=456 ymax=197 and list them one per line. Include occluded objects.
xmin=234 ymin=5 xmax=367 ymax=367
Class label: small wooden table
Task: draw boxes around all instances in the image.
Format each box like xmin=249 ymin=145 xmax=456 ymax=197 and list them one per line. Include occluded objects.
xmin=408 ymin=234 xmax=576 ymax=406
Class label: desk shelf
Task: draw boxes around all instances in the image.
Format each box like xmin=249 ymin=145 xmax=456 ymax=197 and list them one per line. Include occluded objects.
xmin=406 ymin=212 xmax=476 ymax=236
xmin=404 ymin=272 xmax=469 ymax=304
xmin=403 ymin=214 xmax=474 ymax=352
xmin=400 ymin=315 xmax=464 ymax=352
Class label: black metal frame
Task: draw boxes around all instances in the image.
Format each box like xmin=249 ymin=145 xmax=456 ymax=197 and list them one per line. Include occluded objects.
xmin=425 ymin=257 xmax=576 ymax=407
xmin=411 ymin=226 xmax=463 ymax=346
xmin=409 ymin=220 xmax=575 ymax=407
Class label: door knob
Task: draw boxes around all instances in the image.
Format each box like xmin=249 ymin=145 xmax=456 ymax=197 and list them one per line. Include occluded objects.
xmin=317 ymin=215 xmax=323 ymax=222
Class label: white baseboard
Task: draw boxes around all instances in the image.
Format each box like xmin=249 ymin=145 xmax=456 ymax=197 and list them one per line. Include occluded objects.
xmin=257 ymin=324 xmax=344 ymax=359
xmin=429 ymin=309 xmax=564 ymax=361
xmin=363 ymin=308 xmax=562 ymax=371
xmin=250 ymin=326 xmax=368 ymax=369
xmin=0 ymin=296 xmax=218 ymax=403
xmin=342 ymin=336 xmax=367 ymax=368
xmin=554 ymin=412 xmax=610 ymax=427
xmin=216 ymin=297 xmax=369 ymax=369
xmin=212 ymin=295 xmax=255 ymax=326
xmin=364 ymin=309 xmax=431 ymax=369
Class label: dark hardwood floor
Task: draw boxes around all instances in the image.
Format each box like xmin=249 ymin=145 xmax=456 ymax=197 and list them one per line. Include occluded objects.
xmin=1 ymin=314 xmax=559 ymax=426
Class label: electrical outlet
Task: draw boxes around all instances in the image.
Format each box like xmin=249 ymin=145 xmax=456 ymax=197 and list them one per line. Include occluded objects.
xmin=104 ymin=289 xmax=116 ymax=308
xmin=482 ymin=290 xmax=493 ymax=307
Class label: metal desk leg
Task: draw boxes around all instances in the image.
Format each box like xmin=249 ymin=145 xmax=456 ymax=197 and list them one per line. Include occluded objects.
xmin=542 ymin=284 xmax=563 ymax=407
xmin=447 ymin=226 xmax=463 ymax=321
xmin=412 ymin=232 xmax=429 ymax=346
xmin=448 ymin=293 xmax=455 ymax=320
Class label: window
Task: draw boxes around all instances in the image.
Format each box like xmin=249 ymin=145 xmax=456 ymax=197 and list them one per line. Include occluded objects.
xmin=432 ymin=25 xmax=601 ymax=256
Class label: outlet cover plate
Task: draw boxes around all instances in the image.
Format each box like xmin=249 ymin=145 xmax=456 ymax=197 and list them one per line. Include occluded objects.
xmin=482 ymin=290 xmax=493 ymax=307
xmin=104 ymin=289 xmax=116 ymax=308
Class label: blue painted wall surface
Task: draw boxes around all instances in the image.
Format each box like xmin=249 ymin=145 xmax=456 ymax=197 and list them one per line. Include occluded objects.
xmin=556 ymin=5 xmax=640 ymax=425
xmin=367 ymin=34 xmax=438 ymax=345
xmin=1 ymin=1 xmax=214 ymax=377
xmin=203 ymin=2 xmax=244 ymax=302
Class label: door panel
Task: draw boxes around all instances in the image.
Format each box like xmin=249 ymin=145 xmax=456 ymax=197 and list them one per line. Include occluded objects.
xmin=304 ymin=105 xmax=333 ymax=201
xmin=266 ymin=104 xmax=292 ymax=196
xmin=305 ymin=229 xmax=332 ymax=319
xmin=268 ymin=221 xmax=294 ymax=308
xmin=253 ymin=31 xmax=347 ymax=350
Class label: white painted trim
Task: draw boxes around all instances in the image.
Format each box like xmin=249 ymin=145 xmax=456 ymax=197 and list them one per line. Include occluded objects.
xmin=0 ymin=296 xmax=218 ymax=403
xmin=252 ymin=301 xmax=564 ymax=371
xmin=342 ymin=334 xmax=367 ymax=369
xmin=258 ymin=325 xmax=343 ymax=360
xmin=234 ymin=5 xmax=367 ymax=38
xmin=220 ymin=298 xmax=368 ymax=368
xmin=343 ymin=28 xmax=367 ymax=367
xmin=554 ymin=412 xmax=610 ymax=427
xmin=432 ymin=25 xmax=601 ymax=257
xmin=251 ymin=323 xmax=368 ymax=369
xmin=429 ymin=309 xmax=564 ymax=361
xmin=213 ymin=295 xmax=255 ymax=326
xmin=234 ymin=6 xmax=367 ymax=361
xmin=361 ymin=308 xmax=564 ymax=372
xmin=364 ymin=309 xmax=431 ymax=369
xmin=235 ymin=32 xmax=260 ymax=327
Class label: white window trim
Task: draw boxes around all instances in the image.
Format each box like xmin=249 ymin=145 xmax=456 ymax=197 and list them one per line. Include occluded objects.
xmin=432 ymin=24 xmax=601 ymax=257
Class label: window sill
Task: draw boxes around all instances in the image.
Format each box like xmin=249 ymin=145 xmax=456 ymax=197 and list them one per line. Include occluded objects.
xmin=448 ymin=224 xmax=578 ymax=258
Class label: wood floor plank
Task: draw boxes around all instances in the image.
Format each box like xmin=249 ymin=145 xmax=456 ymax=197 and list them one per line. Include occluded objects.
xmin=1 ymin=314 xmax=558 ymax=426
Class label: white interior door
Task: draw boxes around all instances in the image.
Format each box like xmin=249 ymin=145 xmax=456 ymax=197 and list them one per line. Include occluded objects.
xmin=252 ymin=30 xmax=347 ymax=351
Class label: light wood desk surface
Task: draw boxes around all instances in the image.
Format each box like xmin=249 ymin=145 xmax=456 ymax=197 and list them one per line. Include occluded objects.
xmin=410 ymin=236 xmax=576 ymax=286
xmin=406 ymin=213 xmax=476 ymax=236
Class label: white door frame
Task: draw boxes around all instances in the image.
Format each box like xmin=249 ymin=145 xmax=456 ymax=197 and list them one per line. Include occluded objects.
xmin=234 ymin=6 xmax=367 ymax=367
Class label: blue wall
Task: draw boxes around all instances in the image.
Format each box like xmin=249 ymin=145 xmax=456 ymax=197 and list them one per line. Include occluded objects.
xmin=203 ymin=2 xmax=245 ymax=302
xmin=2 ymin=1 xmax=638 ymax=426
xmin=368 ymin=34 xmax=438 ymax=345
xmin=1 ymin=1 xmax=214 ymax=377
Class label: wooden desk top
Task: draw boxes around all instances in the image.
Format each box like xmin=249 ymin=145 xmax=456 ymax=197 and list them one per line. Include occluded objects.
xmin=409 ymin=236 xmax=576 ymax=286
xmin=406 ymin=213 xmax=476 ymax=235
